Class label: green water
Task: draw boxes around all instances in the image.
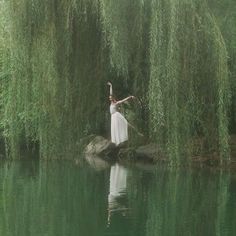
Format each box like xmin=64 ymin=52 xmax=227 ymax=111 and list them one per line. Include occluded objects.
xmin=0 ymin=159 xmax=235 ymax=236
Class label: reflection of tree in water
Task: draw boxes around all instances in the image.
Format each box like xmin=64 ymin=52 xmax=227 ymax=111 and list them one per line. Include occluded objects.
xmin=0 ymin=161 xmax=108 ymax=236
xmin=107 ymin=163 xmax=131 ymax=234
xmin=145 ymin=168 xmax=233 ymax=236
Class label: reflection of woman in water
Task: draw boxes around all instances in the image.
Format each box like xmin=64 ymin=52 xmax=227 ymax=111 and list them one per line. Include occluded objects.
xmin=107 ymin=82 xmax=134 ymax=146
xmin=107 ymin=163 xmax=129 ymax=228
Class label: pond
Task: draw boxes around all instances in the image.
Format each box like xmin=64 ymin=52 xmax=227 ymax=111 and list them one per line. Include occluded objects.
xmin=0 ymin=159 xmax=235 ymax=236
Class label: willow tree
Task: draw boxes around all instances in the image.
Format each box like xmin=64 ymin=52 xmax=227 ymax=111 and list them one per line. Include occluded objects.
xmin=207 ymin=0 xmax=236 ymax=133
xmin=0 ymin=0 xmax=110 ymax=159
xmin=147 ymin=0 xmax=230 ymax=162
xmin=99 ymin=0 xmax=230 ymax=162
xmin=0 ymin=0 xmax=231 ymax=162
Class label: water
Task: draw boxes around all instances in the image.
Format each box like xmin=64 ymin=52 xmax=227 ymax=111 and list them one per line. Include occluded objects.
xmin=0 ymin=159 xmax=236 ymax=236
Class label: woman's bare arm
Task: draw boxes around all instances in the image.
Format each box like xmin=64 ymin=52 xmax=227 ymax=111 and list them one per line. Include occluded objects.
xmin=107 ymin=82 xmax=113 ymax=95
xmin=116 ymin=96 xmax=135 ymax=105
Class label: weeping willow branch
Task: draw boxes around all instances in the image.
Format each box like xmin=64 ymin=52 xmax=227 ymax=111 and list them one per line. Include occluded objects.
xmin=148 ymin=0 xmax=230 ymax=162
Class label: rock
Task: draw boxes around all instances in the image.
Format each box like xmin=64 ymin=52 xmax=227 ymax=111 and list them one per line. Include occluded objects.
xmin=118 ymin=148 xmax=136 ymax=162
xmin=117 ymin=143 xmax=165 ymax=163
xmin=79 ymin=134 xmax=96 ymax=147
xmin=84 ymin=136 xmax=117 ymax=159
xmin=135 ymin=143 xmax=165 ymax=162
xmin=85 ymin=154 xmax=111 ymax=171
xmin=84 ymin=136 xmax=166 ymax=164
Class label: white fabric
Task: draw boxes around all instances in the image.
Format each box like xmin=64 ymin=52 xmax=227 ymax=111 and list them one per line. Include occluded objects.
xmin=108 ymin=163 xmax=127 ymax=204
xmin=110 ymin=104 xmax=128 ymax=146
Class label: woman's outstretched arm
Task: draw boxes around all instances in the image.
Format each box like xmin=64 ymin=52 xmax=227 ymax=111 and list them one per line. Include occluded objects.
xmin=116 ymin=96 xmax=135 ymax=105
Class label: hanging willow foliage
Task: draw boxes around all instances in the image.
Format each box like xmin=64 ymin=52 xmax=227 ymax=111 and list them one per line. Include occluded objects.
xmin=207 ymin=0 xmax=236 ymax=134
xmin=0 ymin=0 xmax=110 ymax=159
xmin=0 ymin=0 xmax=231 ymax=162
xmin=148 ymin=0 xmax=230 ymax=162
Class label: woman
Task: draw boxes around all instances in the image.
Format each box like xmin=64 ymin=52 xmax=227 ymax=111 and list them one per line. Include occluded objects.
xmin=107 ymin=82 xmax=134 ymax=146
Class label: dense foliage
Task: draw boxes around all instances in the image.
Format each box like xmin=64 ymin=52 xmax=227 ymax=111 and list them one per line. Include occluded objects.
xmin=0 ymin=0 xmax=235 ymax=162
xmin=207 ymin=0 xmax=236 ymax=132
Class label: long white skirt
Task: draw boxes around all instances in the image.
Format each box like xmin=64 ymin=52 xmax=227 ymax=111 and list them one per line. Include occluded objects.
xmin=111 ymin=112 xmax=128 ymax=146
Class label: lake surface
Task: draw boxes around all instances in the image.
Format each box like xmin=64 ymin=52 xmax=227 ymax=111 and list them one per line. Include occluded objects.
xmin=0 ymin=159 xmax=236 ymax=236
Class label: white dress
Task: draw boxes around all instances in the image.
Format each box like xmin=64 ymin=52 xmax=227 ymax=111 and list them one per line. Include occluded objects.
xmin=110 ymin=103 xmax=128 ymax=146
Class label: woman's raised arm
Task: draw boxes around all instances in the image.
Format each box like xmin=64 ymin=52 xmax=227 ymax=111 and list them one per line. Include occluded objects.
xmin=107 ymin=82 xmax=113 ymax=96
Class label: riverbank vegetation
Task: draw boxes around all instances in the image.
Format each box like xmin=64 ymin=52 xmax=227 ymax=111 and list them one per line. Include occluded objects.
xmin=0 ymin=0 xmax=235 ymax=164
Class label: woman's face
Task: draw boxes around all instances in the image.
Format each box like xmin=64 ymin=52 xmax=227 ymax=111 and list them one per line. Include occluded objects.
xmin=109 ymin=96 xmax=116 ymax=102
